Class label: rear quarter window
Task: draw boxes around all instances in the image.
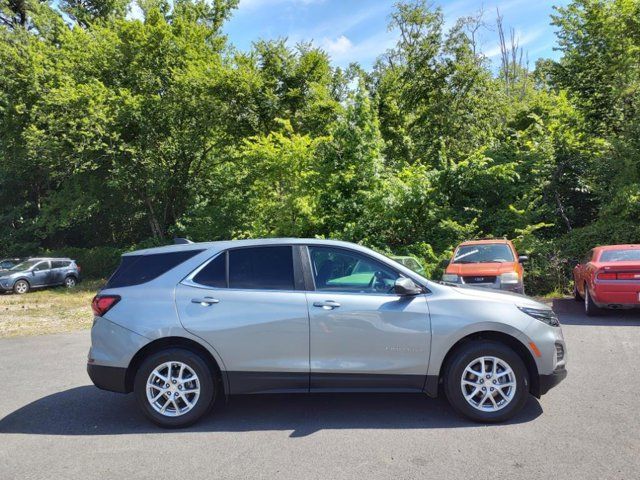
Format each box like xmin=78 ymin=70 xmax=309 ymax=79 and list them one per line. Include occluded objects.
xmin=106 ymin=250 xmax=204 ymax=288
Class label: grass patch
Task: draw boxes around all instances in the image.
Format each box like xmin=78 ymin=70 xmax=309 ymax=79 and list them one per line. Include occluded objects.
xmin=0 ymin=279 xmax=104 ymax=338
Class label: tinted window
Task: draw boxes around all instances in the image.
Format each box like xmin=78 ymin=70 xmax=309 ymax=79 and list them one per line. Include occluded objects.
xmin=193 ymin=253 xmax=226 ymax=288
xmin=106 ymin=250 xmax=204 ymax=288
xmin=309 ymin=247 xmax=400 ymax=294
xmin=52 ymin=261 xmax=71 ymax=268
xmin=600 ymin=249 xmax=640 ymax=262
xmin=452 ymin=244 xmax=514 ymax=264
xmin=33 ymin=261 xmax=50 ymax=271
xmin=228 ymin=246 xmax=294 ymax=290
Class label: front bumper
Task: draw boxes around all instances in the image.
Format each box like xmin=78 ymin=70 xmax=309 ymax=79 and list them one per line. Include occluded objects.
xmin=538 ymin=366 xmax=568 ymax=396
xmin=87 ymin=363 xmax=129 ymax=393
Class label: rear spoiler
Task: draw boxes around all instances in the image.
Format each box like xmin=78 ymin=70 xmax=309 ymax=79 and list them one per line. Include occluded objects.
xmin=173 ymin=238 xmax=193 ymax=245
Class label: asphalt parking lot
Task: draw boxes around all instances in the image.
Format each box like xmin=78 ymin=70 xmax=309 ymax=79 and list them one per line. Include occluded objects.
xmin=1 ymin=299 xmax=639 ymax=480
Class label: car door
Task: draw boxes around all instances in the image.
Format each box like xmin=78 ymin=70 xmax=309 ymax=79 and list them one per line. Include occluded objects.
xmin=30 ymin=261 xmax=51 ymax=286
xmin=50 ymin=261 xmax=65 ymax=284
xmin=304 ymin=246 xmax=431 ymax=391
xmin=175 ymin=245 xmax=310 ymax=394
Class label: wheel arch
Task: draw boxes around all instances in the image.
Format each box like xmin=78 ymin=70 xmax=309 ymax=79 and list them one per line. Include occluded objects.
xmin=125 ymin=336 xmax=227 ymax=396
xmin=13 ymin=277 xmax=30 ymax=291
xmin=425 ymin=330 xmax=540 ymax=398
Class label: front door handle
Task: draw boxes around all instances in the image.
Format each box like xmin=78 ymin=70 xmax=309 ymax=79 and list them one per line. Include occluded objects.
xmin=191 ymin=297 xmax=220 ymax=306
xmin=313 ymin=300 xmax=341 ymax=310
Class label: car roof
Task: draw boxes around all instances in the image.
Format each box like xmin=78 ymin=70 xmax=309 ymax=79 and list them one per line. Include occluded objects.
xmin=593 ymin=244 xmax=640 ymax=252
xmin=123 ymin=238 xmax=369 ymax=256
xmin=458 ymin=239 xmax=511 ymax=246
xmin=27 ymin=257 xmax=73 ymax=261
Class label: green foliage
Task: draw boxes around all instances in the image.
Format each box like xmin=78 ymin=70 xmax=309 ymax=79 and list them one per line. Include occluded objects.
xmin=1 ymin=0 xmax=638 ymax=293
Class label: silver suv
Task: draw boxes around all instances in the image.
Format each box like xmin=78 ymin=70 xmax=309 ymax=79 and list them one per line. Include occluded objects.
xmin=87 ymin=239 xmax=567 ymax=427
xmin=0 ymin=257 xmax=80 ymax=294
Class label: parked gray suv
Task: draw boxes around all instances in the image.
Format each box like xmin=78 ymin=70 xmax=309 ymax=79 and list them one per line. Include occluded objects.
xmin=0 ymin=257 xmax=80 ymax=294
xmin=87 ymin=239 xmax=567 ymax=427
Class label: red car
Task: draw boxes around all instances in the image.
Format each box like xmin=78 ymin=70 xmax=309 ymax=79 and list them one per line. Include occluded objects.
xmin=573 ymin=244 xmax=640 ymax=316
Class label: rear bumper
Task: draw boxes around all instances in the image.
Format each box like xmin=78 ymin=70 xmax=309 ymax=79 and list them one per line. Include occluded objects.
xmin=592 ymin=284 xmax=640 ymax=307
xmin=537 ymin=367 xmax=567 ymax=396
xmin=87 ymin=363 xmax=129 ymax=393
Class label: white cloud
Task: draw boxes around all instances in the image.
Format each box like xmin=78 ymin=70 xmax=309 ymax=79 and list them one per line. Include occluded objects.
xmin=321 ymin=35 xmax=353 ymax=56
xmin=316 ymin=30 xmax=397 ymax=67
xmin=483 ymin=25 xmax=546 ymax=58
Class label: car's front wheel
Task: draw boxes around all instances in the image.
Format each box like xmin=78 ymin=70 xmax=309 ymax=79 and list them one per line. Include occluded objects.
xmin=134 ymin=348 xmax=216 ymax=428
xmin=444 ymin=341 xmax=529 ymax=423
xmin=13 ymin=280 xmax=30 ymax=294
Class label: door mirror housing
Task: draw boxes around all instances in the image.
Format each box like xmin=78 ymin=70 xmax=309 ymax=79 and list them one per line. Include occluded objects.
xmin=439 ymin=258 xmax=451 ymax=269
xmin=394 ymin=277 xmax=422 ymax=296
xmin=518 ymin=255 xmax=529 ymax=264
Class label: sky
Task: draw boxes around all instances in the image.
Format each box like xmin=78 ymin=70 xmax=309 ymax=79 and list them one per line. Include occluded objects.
xmin=223 ymin=0 xmax=571 ymax=69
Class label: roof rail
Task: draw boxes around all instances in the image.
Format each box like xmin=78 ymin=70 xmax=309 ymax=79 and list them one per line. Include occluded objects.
xmin=173 ymin=237 xmax=194 ymax=245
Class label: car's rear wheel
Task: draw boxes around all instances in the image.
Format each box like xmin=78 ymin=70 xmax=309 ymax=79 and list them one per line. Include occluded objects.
xmin=573 ymin=281 xmax=582 ymax=301
xmin=64 ymin=276 xmax=77 ymax=288
xmin=444 ymin=341 xmax=529 ymax=423
xmin=584 ymin=284 xmax=602 ymax=317
xmin=13 ymin=280 xmax=30 ymax=294
xmin=134 ymin=348 xmax=216 ymax=428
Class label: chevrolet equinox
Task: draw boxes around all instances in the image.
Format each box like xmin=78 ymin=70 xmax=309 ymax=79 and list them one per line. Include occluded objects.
xmin=87 ymin=239 xmax=567 ymax=427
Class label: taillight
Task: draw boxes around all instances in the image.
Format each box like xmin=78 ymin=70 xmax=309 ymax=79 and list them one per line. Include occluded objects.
xmin=91 ymin=295 xmax=120 ymax=316
xmin=76 ymin=264 xmax=81 ymax=273
xmin=597 ymin=271 xmax=640 ymax=280
xmin=617 ymin=272 xmax=640 ymax=280
xmin=597 ymin=272 xmax=617 ymax=280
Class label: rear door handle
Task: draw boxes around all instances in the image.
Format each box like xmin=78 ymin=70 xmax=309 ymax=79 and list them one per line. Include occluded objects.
xmin=191 ymin=297 xmax=220 ymax=306
xmin=313 ymin=300 xmax=341 ymax=310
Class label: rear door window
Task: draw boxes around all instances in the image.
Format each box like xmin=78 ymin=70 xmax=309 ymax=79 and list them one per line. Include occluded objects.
xmin=52 ymin=261 xmax=70 ymax=269
xmin=229 ymin=246 xmax=294 ymax=290
xmin=192 ymin=253 xmax=227 ymax=288
xmin=106 ymin=250 xmax=204 ymax=288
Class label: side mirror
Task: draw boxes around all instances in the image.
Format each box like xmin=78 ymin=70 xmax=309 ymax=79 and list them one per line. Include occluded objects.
xmin=439 ymin=259 xmax=451 ymax=269
xmin=518 ymin=255 xmax=529 ymax=264
xmin=394 ymin=277 xmax=422 ymax=296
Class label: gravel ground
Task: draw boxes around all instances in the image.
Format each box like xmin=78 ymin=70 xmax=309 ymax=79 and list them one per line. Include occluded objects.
xmin=0 ymin=299 xmax=639 ymax=480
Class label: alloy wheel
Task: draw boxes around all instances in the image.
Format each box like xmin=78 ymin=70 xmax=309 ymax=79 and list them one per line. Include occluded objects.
xmin=14 ymin=281 xmax=28 ymax=294
xmin=146 ymin=361 xmax=200 ymax=417
xmin=65 ymin=277 xmax=76 ymax=288
xmin=460 ymin=356 xmax=516 ymax=412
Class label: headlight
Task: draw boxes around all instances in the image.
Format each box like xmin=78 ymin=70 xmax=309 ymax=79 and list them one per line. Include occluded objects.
xmin=500 ymin=272 xmax=520 ymax=284
xmin=518 ymin=306 xmax=560 ymax=327
xmin=442 ymin=274 xmax=460 ymax=283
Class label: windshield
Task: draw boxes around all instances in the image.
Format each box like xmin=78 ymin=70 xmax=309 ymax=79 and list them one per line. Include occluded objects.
xmin=9 ymin=260 xmax=39 ymax=271
xmin=600 ymin=249 xmax=640 ymax=262
xmin=453 ymin=244 xmax=515 ymax=264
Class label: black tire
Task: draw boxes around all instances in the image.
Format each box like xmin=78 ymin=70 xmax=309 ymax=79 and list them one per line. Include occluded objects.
xmin=573 ymin=281 xmax=582 ymax=301
xmin=64 ymin=276 xmax=77 ymax=288
xmin=444 ymin=341 xmax=529 ymax=423
xmin=584 ymin=284 xmax=602 ymax=317
xmin=13 ymin=279 xmax=30 ymax=294
xmin=134 ymin=348 xmax=216 ymax=428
